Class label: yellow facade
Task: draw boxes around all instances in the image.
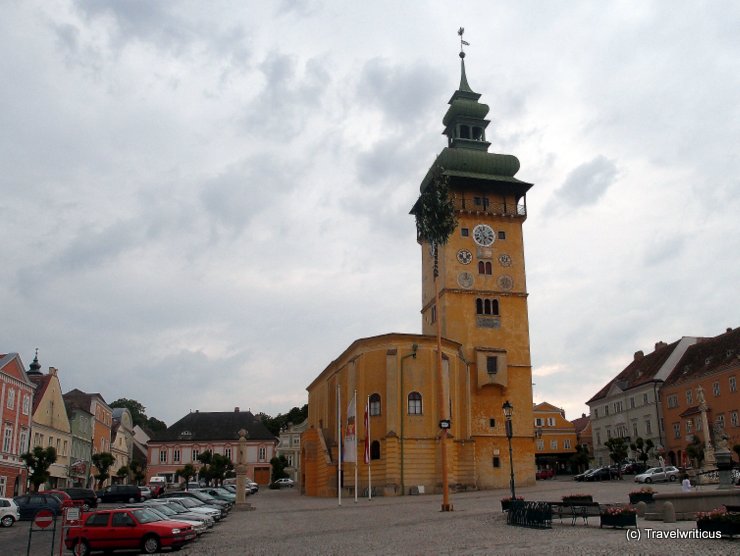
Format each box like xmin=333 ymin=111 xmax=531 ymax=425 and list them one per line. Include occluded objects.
xmin=304 ymin=53 xmax=536 ymax=496
xmin=533 ymin=402 xmax=577 ymax=473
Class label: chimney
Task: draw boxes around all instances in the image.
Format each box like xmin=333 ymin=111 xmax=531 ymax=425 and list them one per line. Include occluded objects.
xmin=654 ymin=341 xmax=667 ymax=351
xmin=634 ymin=350 xmax=644 ymax=360
xmin=728 ymin=327 xmax=733 ymax=333
xmin=49 ymin=367 xmax=58 ymax=376
xmin=234 ymin=407 xmax=240 ymax=412
xmin=582 ymin=413 xmax=586 ymax=419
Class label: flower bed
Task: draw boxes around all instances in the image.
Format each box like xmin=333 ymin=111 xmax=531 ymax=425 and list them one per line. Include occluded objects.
xmin=562 ymin=494 xmax=593 ymax=504
xmin=696 ymin=508 xmax=740 ymax=538
xmin=600 ymin=505 xmax=637 ymax=528
xmin=629 ymin=486 xmax=655 ymax=505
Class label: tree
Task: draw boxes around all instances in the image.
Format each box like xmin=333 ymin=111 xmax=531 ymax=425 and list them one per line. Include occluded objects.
xmin=208 ymin=454 xmax=234 ymax=486
xmin=116 ymin=465 xmax=129 ymax=483
xmin=21 ymin=446 xmax=57 ymax=492
xmin=92 ymin=452 xmax=116 ymax=489
xmin=175 ymin=464 xmax=197 ymax=487
xmin=569 ymin=444 xmax=591 ymax=473
xmin=128 ymin=459 xmax=146 ymax=485
xmin=604 ymin=437 xmax=628 ymax=479
xmin=260 ymin=405 xmax=309 ymax=436
xmin=630 ymin=437 xmax=655 ymax=466
xmin=109 ymin=398 xmax=167 ymax=432
xmin=270 ymin=455 xmax=289 ymax=484
xmin=686 ymin=436 xmax=704 ymax=468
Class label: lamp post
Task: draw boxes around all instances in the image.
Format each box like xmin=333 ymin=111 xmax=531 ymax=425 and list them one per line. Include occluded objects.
xmin=502 ymin=400 xmax=515 ymax=499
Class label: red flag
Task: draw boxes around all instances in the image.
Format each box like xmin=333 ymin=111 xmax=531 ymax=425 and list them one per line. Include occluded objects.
xmin=364 ymin=401 xmax=370 ymax=464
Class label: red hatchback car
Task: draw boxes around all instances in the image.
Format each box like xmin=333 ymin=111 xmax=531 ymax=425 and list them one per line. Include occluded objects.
xmin=65 ymin=508 xmax=196 ymax=555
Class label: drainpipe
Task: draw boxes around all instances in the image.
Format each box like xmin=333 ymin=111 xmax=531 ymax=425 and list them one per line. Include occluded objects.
xmin=400 ymin=344 xmax=418 ymax=496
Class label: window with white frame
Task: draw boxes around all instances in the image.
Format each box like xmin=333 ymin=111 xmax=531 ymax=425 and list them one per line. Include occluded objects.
xmin=686 ymin=419 xmax=693 ymax=433
xmin=159 ymin=450 xmax=167 ymax=463
xmin=716 ymin=414 xmax=725 ymax=428
xmin=19 ymin=429 xmax=28 ymax=454
xmin=667 ymin=395 xmax=678 ymax=408
xmin=645 ymin=420 xmax=652 ymax=435
xmin=633 ymin=423 xmax=639 ymax=438
xmin=369 ymin=393 xmax=381 ymax=416
xmin=673 ymin=423 xmax=680 ymax=438
xmin=259 ymin=447 xmax=266 ymax=461
xmin=225 ymin=448 xmax=232 ymax=461
xmin=643 ymin=393 xmax=649 ymax=405
xmin=2 ymin=424 xmax=13 ymax=452
xmin=536 ymin=439 xmax=544 ymax=451
xmin=686 ymin=390 xmax=693 ymax=405
xmin=564 ymin=439 xmax=571 ymax=449
xmin=546 ymin=417 xmax=556 ymax=426
xmin=730 ymin=376 xmax=737 ymax=393
xmin=173 ymin=449 xmax=181 ymax=463
xmin=6 ymin=389 xmax=15 ymax=410
xmin=731 ymin=411 xmax=739 ymax=427
xmin=22 ymin=395 xmax=30 ymax=415
xmin=713 ymin=382 xmax=720 ymax=396
xmin=192 ymin=449 xmax=200 ymax=462
xmin=534 ymin=418 xmax=544 ymax=427
xmin=550 ymin=440 xmax=558 ymax=450
xmin=408 ymin=392 xmax=422 ymax=415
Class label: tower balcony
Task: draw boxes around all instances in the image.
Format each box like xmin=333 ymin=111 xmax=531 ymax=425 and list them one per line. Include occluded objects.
xmin=452 ymin=193 xmax=526 ymax=218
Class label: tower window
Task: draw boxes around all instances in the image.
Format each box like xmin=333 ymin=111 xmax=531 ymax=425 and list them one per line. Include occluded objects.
xmin=407 ymin=392 xmax=422 ymax=415
xmin=459 ymin=125 xmax=471 ymax=139
xmin=489 ymin=418 xmax=496 ymax=427
xmin=461 ymin=228 xmax=469 ymax=237
xmin=369 ymin=393 xmax=381 ymax=416
xmin=498 ymin=231 xmax=506 ymax=240
xmin=430 ymin=305 xmax=437 ymax=324
xmin=473 ymin=127 xmax=484 ymax=141
xmin=473 ymin=196 xmax=489 ymax=209
xmin=476 ymin=298 xmax=499 ymax=316
xmin=370 ymin=440 xmax=380 ymax=460
xmin=486 ymin=356 xmax=498 ymax=375
xmin=476 ymin=261 xmax=492 ymax=275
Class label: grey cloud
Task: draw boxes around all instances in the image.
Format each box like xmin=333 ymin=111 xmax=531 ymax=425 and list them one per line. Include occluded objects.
xmin=356 ymin=58 xmax=445 ymax=125
xmin=547 ymin=155 xmax=618 ymax=213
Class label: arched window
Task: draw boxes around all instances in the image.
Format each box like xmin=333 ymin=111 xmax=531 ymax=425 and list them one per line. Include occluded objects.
xmin=459 ymin=125 xmax=471 ymax=139
xmin=478 ymin=262 xmax=492 ymax=275
xmin=491 ymin=299 xmax=499 ymax=315
xmin=371 ymin=440 xmax=381 ymax=460
xmin=369 ymin=393 xmax=381 ymax=416
xmin=408 ymin=392 xmax=422 ymax=415
xmin=476 ymin=298 xmax=483 ymax=314
xmin=484 ymin=299 xmax=491 ymax=314
xmin=478 ymin=261 xmax=485 ymax=274
xmin=486 ymin=261 xmax=492 ymax=274
xmin=476 ymin=297 xmax=500 ymax=315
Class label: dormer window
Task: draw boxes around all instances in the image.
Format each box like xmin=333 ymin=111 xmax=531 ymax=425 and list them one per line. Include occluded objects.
xmin=179 ymin=430 xmax=192 ymax=439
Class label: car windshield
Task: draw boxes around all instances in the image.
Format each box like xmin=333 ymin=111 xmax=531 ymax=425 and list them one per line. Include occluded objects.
xmin=190 ymin=491 xmax=216 ymax=503
xmin=149 ymin=506 xmax=174 ymax=517
xmin=174 ymin=498 xmax=199 ymax=508
xmin=164 ymin=501 xmax=188 ymax=513
xmin=132 ymin=508 xmax=164 ymax=524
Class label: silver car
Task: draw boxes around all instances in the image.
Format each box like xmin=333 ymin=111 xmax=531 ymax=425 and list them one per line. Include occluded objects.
xmin=0 ymin=497 xmax=21 ymax=527
xmin=634 ymin=466 xmax=680 ymax=483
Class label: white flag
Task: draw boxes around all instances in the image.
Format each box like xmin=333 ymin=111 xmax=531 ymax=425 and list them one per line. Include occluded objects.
xmin=343 ymin=396 xmax=357 ymax=462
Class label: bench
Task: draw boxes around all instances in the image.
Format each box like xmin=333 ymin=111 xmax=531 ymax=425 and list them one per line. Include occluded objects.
xmin=507 ymin=501 xmax=552 ymax=529
xmin=547 ymin=501 xmax=602 ymax=526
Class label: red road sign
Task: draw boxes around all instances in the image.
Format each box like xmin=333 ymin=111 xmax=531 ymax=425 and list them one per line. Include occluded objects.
xmin=34 ymin=508 xmax=55 ymax=529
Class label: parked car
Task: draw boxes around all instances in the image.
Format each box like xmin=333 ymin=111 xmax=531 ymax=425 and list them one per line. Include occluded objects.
xmin=634 ymin=466 xmax=680 ymax=483
xmin=193 ymin=487 xmax=236 ymax=503
xmin=536 ymin=469 xmax=555 ymax=480
xmin=271 ymin=478 xmax=295 ymax=488
xmin=64 ymin=508 xmax=196 ymax=555
xmin=585 ymin=467 xmax=618 ymax=481
xmin=139 ymin=486 xmax=152 ymax=500
xmin=124 ymin=504 xmax=207 ymax=536
xmin=573 ymin=469 xmax=597 ymax=481
xmin=96 ymin=484 xmax=143 ymax=504
xmin=63 ymin=488 xmax=98 ymax=511
xmin=0 ymin=497 xmax=21 ymax=527
xmin=622 ymin=462 xmax=647 ymax=475
xmin=155 ymin=496 xmax=222 ymax=521
xmin=160 ymin=490 xmax=230 ymax=513
xmin=144 ymin=500 xmax=214 ymax=528
xmin=13 ymin=493 xmax=63 ymax=520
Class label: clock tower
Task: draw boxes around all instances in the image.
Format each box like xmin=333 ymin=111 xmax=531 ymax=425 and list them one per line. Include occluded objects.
xmin=412 ymin=48 xmax=535 ymax=485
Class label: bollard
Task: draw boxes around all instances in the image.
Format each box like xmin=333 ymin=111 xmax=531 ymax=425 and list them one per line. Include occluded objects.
xmin=635 ymin=501 xmax=647 ymax=517
xmin=662 ymin=501 xmax=676 ymax=523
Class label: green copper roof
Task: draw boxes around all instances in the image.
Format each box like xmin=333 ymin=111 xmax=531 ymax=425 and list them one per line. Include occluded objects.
xmin=443 ymin=97 xmax=490 ymax=126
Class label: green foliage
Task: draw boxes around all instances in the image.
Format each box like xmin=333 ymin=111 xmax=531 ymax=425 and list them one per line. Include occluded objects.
xmin=176 ymin=463 xmax=197 ymax=486
xmin=604 ymin=437 xmax=628 ymax=475
xmin=260 ymin=405 xmax=308 ymax=437
xmin=21 ymin=446 xmax=57 ymax=492
xmin=128 ymin=459 xmax=146 ymax=485
xmin=270 ymin=455 xmax=289 ymax=483
xmin=91 ymin=452 xmax=116 ymax=489
xmin=415 ymin=166 xmax=457 ymax=248
xmin=569 ymin=444 xmax=591 ymax=473
xmin=109 ymin=398 xmax=167 ymax=431
xmin=195 ymin=450 xmax=233 ymax=486
xmin=116 ymin=465 xmax=129 ymax=479
xmin=629 ymin=437 xmax=655 ymax=464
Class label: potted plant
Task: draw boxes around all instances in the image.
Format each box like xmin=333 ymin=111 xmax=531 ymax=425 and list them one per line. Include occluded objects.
xmin=562 ymin=494 xmax=593 ymax=504
xmin=629 ymin=486 xmax=655 ymax=505
xmin=696 ymin=508 xmax=740 ymax=537
xmin=600 ymin=505 xmax=638 ymax=528
xmin=500 ymin=495 xmax=524 ymax=511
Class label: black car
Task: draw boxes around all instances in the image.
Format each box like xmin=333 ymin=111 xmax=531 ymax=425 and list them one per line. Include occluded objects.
xmin=573 ymin=469 xmax=596 ymax=481
xmin=96 ymin=485 xmax=142 ymax=503
xmin=63 ymin=487 xmax=98 ymax=511
xmin=584 ymin=467 xmax=618 ymax=481
xmin=13 ymin=493 xmax=63 ymax=520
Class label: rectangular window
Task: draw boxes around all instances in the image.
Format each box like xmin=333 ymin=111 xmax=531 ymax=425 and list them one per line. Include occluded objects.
xmin=730 ymin=376 xmax=737 ymax=393
xmin=486 ymin=356 xmax=498 ymax=375
xmin=489 ymin=418 xmax=496 ymax=428
xmin=564 ymin=439 xmax=571 ymax=449
xmin=686 ymin=419 xmax=693 ymax=433
xmin=224 ymin=448 xmax=232 ymax=461
xmin=686 ymin=390 xmax=693 ymax=405
xmin=713 ymin=382 xmax=720 ymax=397
xmin=192 ymin=449 xmax=200 ymax=462
xmin=547 ymin=417 xmax=556 ymax=427
xmin=643 ymin=393 xmax=649 ymax=405
xmin=716 ymin=414 xmax=725 ymax=428
xmin=630 ymin=397 xmax=635 ymax=409
xmin=604 ymin=405 xmax=609 ymax=416
xmin=159 ymin=450 xmax=167 ymax=463
xmin=63 ymin=440 xmax=67 ymax=456
xmin=633 ymin=423 xmax=639 ymax=438
xmin=596 ymin=432 xmax=601 ymax=446
xmin=2 ymin=424 xmax=12 ymax=452
xmin=534 ymin=418 xmax=543 ymax=427
xmin=461 ymin=228 xmax=469 ymax=237
xmin=497 ymin=230 xmax=506 ymax=240
xmin=673 ymin=423 xmax=681 ymax=439
xmin=535 ymin=440 xmax=544 ymax=451
xmin=696 ymin=419 xmax=702 ymax=431
xmin=606 ymin=428 xmax=611 ymax=439
xmin=731 ymin=412 xmax=739 ymax=427
xmin=258 ymin=447 xmax=266 ymax=461
xmin=22 ymin=395 xmax=30 ymax=415
xmin=19 ymin=429 xmax=28 ymax=454
xmin=6 ymin=389 xmax=15 ymax=410
xmin=49 ymin=436 xmax=54 ymax=447
xmin=594 ymin=409 xmax=599 ymax=418
xmin=667 ymin=395 xmax=678 ymax=408
xmin=550 ymin=440 xmax=558 ymax=450
xmin=430 ymin=305 xmax=437 ymax=324
xmin=645 ymin=420 xmax=652 ymax=435
xmin=493 ymin=456 xmax=501 ymax=468
xmin=173 ymin=449 xmax=181 ymax=463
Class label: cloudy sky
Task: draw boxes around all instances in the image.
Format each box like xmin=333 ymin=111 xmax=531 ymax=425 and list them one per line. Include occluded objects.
xmin=3 ymin=0 xmax=738 ymax=426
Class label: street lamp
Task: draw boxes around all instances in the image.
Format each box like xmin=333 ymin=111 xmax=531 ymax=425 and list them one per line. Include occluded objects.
xmin=502 ymin=400 xmax=516 ymax=499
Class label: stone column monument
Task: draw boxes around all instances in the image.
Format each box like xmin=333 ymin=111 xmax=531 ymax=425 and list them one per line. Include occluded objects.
xmin=696 ymin=386 xmax=716 ymax=470
xmin=235 ymin=428 xmax=253 ymax=510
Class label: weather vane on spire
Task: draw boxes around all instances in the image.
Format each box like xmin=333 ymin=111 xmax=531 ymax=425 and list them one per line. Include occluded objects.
xmin=458 ymin=27 xmax=470 ymax=56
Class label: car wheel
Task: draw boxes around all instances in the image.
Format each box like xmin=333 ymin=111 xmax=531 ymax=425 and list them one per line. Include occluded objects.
xmin=142 ymin=534 xmax=161 ymax=554
xmin=128 ymin=497 xmax=135 ymax=503
xmin=82 ymin=503 xmax=90 ymax=512
xmin=1 ymin=515 xmax=15 ymax=527
xmin=645 ymin=477 xmax=652 ymax=483
xmin=72 ymin=539 xmax=90 ymax=556
xmin=669 ymin=475 xmax=677 ymax=482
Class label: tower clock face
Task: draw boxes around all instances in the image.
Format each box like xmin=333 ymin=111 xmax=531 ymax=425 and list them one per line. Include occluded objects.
xmin=456 ymin=249 xmax=473 ymax=264
xmin=473 ymin=224 xmax=495 ymax=247
xmin=498 ymin=254 xmax=512 ymax=267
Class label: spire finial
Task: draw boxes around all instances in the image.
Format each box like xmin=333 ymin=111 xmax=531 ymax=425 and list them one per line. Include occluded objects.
xmin=457 ymin=27 xmax=470 ymax=58
xmin=28 ymin=347 xmax=42 ymax=375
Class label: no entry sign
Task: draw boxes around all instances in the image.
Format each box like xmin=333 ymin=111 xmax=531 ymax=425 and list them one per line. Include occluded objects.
xmin=33 ymin=508 xmax=55 ymax=529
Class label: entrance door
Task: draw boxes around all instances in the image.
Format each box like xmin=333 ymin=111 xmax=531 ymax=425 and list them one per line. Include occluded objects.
xmin=254 ymin=467 xmax=270 ymax=485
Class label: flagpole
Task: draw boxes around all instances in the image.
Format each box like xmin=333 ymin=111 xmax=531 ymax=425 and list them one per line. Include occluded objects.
xmin=354 ymin=389 xmax=358 ymax=503
xmin=367 ymin=395 xmax=372 ymax=501
xmin=337 ymin=385 xmax=342 ymax=506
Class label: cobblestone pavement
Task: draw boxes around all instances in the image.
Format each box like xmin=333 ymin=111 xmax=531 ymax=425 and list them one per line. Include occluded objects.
xmin=179 ymin=478 xmax=739 ymax=556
